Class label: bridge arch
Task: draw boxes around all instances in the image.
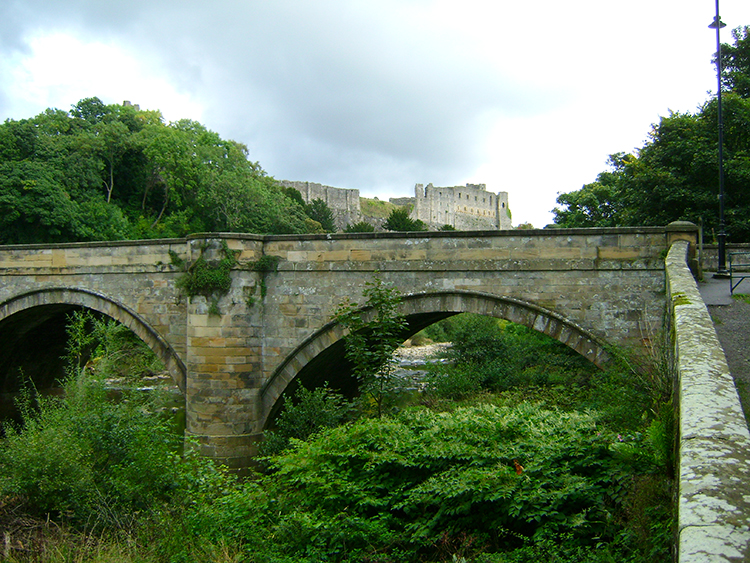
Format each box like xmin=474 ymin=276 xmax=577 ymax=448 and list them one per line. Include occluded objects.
xmin=260 ymin=290 xmax=611 ymax=428
xmin=0 ymin=288 xmax=187 ymax=392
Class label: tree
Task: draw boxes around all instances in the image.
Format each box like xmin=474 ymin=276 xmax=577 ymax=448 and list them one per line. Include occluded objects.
xmin=383 ymin=207 xmax=427 ymax=231
xmin=720 ymin=26 xmax=750 ymax=99
xmin=553 ymin=99 xmax=750 ymax=241
xmin=96 ymin=120 xmax=131 ymax=203
xmin=553 ymin=28 xmax=750 ymax=241
xmin=332 ymin=276 xmax=408 ymax=417
xmin=304 ymin=198 xmax=336 ymax=232
xmin=70 ymin=97 xmax=109 ymax=124
xmin=0 ymin=98 xmax=335 ymax=242
xmin=553 ymin=153 xmax=632 ymax=228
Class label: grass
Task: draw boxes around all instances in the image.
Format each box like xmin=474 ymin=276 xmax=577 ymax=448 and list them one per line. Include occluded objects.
xmin=732 ymin=293 xmax=750 ymax=304
xmin=360 ymin=197 xmax=402 ymax=219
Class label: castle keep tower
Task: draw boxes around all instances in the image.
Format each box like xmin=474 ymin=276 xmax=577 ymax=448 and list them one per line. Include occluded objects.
xmin=412 ymin=183 xmax=511 ymax=230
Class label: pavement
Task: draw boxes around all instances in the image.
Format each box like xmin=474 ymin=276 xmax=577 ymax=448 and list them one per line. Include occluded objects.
xmin=698 ymin=272 xmax=750 ymax=425
xmin=698 ymin=272 xmax=735 ymax=306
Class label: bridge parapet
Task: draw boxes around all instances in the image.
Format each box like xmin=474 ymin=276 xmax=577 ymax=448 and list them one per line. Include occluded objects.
xmin=667 ymin=240 xmax=750 ymax=561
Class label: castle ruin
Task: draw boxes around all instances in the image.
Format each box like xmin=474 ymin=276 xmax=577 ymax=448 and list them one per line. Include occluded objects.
xmin=279 ymin=181 xmax=361 ymax=231
xmin=280 ymin=180 xmax=511 ymax=231
xmin=406 ymin=183 xmax=512 ymax=230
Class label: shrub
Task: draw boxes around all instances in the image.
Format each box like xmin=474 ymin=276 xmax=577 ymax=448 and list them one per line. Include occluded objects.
xmin=0 ymin=311 xmax=223 ymax=531
xmin=426 ymin=314 xmax=598 ymax=397
xmin=344 ymin=221 xmax=376 ymax=233
xmin=260 ymin=403 xmax=645 ymax=560
xmin=304 ymin=198 xmax=336 ymax=232
xmin=383 ymin=207 xmax=427 ymax=231
xmin=260 ymin=384 xmax=354 ymax=456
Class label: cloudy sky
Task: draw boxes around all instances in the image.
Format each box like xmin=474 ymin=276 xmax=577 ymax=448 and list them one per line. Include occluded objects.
xmin=2 ymin=1 xmax=750 ymax=227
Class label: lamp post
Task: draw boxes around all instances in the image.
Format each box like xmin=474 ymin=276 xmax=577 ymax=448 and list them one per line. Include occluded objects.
xmin=709 ymin=1 xmax=728 ymax=276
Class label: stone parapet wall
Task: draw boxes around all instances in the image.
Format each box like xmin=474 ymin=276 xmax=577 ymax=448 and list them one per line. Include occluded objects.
xmin=700 ymin=243 xmax=750 ymax=272
xmin=666 ymin=240 xmax=750 ymax=562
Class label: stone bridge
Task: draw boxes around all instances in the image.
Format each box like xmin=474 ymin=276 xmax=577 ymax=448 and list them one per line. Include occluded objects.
xmin=0 ymin=224 xmax=698 ymax=468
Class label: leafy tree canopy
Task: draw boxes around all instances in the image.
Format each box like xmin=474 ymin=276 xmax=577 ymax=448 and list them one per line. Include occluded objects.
xmin=344 ymin=220 xmax=376 ymax=233
xmin=553 ymin=27 xmax=750 ymax=242
xmin=0 ymin=98 xmax=321 ymax=244
xmin=721 ymin=25 xmax=750 ymax=99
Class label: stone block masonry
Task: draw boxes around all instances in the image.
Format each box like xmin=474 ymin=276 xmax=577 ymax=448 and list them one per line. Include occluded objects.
xmin=278 ymin=180 xmax=361 ymax=231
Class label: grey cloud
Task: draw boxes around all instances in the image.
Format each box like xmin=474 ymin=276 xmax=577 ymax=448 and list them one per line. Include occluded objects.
xmin=0 ymin=0 xmax=538 ymax=193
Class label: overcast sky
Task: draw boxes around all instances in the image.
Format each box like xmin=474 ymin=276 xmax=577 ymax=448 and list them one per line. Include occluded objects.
xmin=2 ymin=1 xmax=750 ymax=228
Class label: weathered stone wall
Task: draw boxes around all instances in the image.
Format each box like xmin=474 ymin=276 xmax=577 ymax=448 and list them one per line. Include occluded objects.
xmin=279 ymin=180 xmax=361 ymax=230
xmin=700 ymin=243 xmax=750 ymax=272
xmin=666 ymin=240 xmax=750 ymax=562
xmin=411 ymin=183 xmax=512 ymax=230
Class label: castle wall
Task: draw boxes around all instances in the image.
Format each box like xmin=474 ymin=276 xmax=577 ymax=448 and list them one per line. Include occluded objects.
xmin=279 ymin=181 xmax=361 ymax=230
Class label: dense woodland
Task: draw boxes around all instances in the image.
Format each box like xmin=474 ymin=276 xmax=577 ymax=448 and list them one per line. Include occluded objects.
xmin=553 ymin=26 xmax=750 ymax=242
xmin=0 ymin=97 xmax=335 ymax=244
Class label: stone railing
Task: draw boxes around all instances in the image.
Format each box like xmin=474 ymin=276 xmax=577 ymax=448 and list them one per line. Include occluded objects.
xmin=666 ymin=240 xmax=750 ymax=561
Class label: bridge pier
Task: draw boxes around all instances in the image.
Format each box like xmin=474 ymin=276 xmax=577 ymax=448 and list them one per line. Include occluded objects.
xmin=184 ymin=293 xmax=264 ymax=470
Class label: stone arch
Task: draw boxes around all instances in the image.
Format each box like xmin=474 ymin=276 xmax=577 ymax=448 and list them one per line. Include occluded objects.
xmin=260 ymin=290 xmax=611 ymax=428
xmin=0 ymin=288 xmax=186 ymax=393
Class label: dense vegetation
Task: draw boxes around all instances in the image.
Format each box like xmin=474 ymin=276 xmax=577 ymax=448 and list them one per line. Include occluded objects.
xmin=553 ymin=26 xmax=750 ymax=242
xmin=0 ymin=282 xmax=674 ymax=562
xmin=0 ymin=97 xmax=334 ymax=243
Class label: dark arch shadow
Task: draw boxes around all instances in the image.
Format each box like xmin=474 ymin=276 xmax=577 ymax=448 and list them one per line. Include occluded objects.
xmin=260 ymin=290 xmax=611 ymax=429
xmin=0 ymin=288 xmax=186 ymax=393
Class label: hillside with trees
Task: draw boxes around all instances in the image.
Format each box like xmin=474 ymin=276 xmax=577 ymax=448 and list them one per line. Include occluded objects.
xmin=553 ymin=26 xmax=750 ymax=242
xmin=0 ymin=98 xmax=328 ymax=244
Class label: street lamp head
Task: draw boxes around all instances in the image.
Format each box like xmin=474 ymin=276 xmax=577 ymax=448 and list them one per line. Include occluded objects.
xmin=708 ymin=15 xmax=726 ymax=29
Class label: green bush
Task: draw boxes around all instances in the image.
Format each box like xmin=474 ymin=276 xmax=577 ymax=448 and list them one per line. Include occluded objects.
xmin=0 ymin=311 xmax=223 ymax=531
xmin=304 ymin=198 xmax=336 ymax=232
xmin=382 ymin=207 xmax=427 ymax=231
xmin=0 ymin=374 xmax=209 ymax=528
xmin=344 ymin=220 xmax=376 ymax=233
xmin=260 ymin=384 xmax=354 ymax=456
xmin=424 ymin=314 xmax=598 ymax=398
xmin=253 ymin=403 xmax=650 ymax=561
xmin=425 ymin=364 xmax=482 ymax=400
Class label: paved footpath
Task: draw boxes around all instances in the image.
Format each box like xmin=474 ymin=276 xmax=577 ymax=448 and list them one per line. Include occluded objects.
xmin=699 ymin=273 xmax=750 ymax=422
